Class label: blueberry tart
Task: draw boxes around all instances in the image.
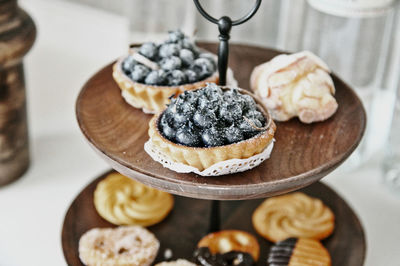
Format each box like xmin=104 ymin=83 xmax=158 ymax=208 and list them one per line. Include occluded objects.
xmin=113 ymin=30 xmax=227 ymax=113
xmin=145 ymin=83 xmax=276 ymax=176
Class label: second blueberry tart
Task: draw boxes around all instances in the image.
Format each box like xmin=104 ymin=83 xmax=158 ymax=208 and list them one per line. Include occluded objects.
xmin=145 ymin=83 xmax=276 ymax=176
xmin=113 ymin=30 xmax=222 ymax=113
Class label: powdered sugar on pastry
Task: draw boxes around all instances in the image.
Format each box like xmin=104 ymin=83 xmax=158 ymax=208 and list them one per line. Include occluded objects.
xmin=79 ymin=226 xmax=159 ymax=266
xmin=250 ymin=51 xmax=338 ymax=123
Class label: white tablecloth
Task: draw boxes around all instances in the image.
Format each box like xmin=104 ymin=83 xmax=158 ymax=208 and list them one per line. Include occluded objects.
xmin=0 ymin=0 xmax=399 ymax=265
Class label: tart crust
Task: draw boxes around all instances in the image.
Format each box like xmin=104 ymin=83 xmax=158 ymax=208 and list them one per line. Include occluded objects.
xmin=113 ymin=57 xmax=219 ymax=113
xmin=148 ymin=89 xmax=276 ymax=171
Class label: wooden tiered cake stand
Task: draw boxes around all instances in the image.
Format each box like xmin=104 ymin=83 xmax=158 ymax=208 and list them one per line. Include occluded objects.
xmin=62 ymin=42 xmax=367 ymax=265
xmin=75 ymin=43 xmax=366 ymax=200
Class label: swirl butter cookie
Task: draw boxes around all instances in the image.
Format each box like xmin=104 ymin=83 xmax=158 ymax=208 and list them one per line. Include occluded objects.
xmin=268 ymin=238 xmax=331 ymax=266
xmin=94 ymin=172 xmax=174 ymax=226
xmin=252 ymin=192 xmax=334 ymax=242
xmin=79 ymin=226 xmax=159 ymax=266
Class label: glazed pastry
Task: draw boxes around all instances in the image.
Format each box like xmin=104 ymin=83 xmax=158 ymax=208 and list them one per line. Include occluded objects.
xmin=197 ymin=230 xmax=260 ymax=261
xmin=268 ymin=238 xmax=331 ymax=266
xmin=194 ymin=247 xmax=255 ymax=266
xmin=252 ymin=192 xmax=334 ymax=242
xmin=155 ymin=259 xmax=197 ymax=266
xmin=145 ymin=83 xmax=276 ymax=175
xmin=78 ymin=226 xmax=159 ymax=266
xmin=250 ymin=51 xmax=338 ymax=123
xmin=94 ymin=172 xmax=174 ymax=226
xmin=113 ymin=29 xmax=220 ymax=113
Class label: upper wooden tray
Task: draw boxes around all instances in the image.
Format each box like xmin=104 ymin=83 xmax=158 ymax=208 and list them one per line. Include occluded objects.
xmin=76 ymin=43 xmax=366 ymax=200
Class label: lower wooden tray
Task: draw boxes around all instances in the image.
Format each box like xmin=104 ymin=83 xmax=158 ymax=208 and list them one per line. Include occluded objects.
xmin=62 ymin=171 xmax=366 ymax=265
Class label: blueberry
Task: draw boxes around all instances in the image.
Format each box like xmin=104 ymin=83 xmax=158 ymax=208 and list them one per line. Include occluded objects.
xmin=139 ymin=42 xmax=158 ymax=60
xmin=191 ymin=58 xmax=216 ymax=79
xmin=160 ymin=56 xmax=182 ymax=71
xmin=180 ymin=89 xmax=198 ymax=104
xmin=166 ymin=70 xmax=187 ymax=86
xmin=185 ymin=70 xmax=198 ymax=83
xmin=130 ymin=64 xmax=150 ymax=82
xmin=225 ymin=125 xmax=244 ymax=144
xmin=228 ymin=104 xmax=243 ymax=121
xmin=159 ymin=43 xmax=180 ymax=58
xmin=173 ymin=112 xmax=188 ymax=125
xmin=204 ymin=83 xmax=223 ymax=101
xmin=193 ymin=110 xmax=216 ymax=129
xmin=239 ymin=119 xmax=262 ymax=135
xmin=244 ymin=109 xmax=265 ymax=124
xmin=168 ymin=29 xmax=185 ymax=43
xmin=179 ymin=49 xmax=195 ymax=67
xmin=223 ymin=89 xmax=240 ymax=102
xmin=218 ymin=105 xmax=234 ymax=124
xmin=199 ymin=53 xmax=216 ymax=63
xmin=197 ymin=95 xmax=212 ymax=110
xmin=122 ymin=56 xmax=137 ymax=74
xmin=176 ymin=128 xmax=200 ymax=147
xmin=145 ymin=70 xmax=166 ymax=85
xmin=181 ymin=38 xmax=196 ymax=51
xmin=241 ymin=94 xmax=256 ymax=109
xmin=202 ymin=127 xmax=225 ymax=147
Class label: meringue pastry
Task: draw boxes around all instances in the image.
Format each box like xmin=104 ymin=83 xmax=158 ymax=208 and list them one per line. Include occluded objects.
xmin=250 ymin=51 xmax=338 ymax=123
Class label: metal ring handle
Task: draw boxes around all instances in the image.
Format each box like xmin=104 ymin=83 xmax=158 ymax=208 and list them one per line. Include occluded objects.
xmin=193 ymin=0 xmax=262 ymax=26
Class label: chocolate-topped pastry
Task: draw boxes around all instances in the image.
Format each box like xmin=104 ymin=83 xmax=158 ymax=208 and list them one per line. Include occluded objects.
xmin=268 ymin=238 xmax=331 ymax=266
xmin=146 ymin=83 xmax=276 ymax=174
xmin=194 ymin=247 xmax=255 ymax=266
xmin=113 ymin=29 xmax=222 ymax=113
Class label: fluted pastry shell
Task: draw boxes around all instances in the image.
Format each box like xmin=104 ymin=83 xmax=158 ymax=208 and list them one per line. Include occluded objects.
xmin=147 ymin=88 xmax=276 ymax=172
xmin=250 ymin=51 xmax=338 ymax=123
xmin=112 ymin=57 xmax=219 ymax=113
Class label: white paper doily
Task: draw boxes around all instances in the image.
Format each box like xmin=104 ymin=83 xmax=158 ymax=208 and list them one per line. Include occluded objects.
xmin=144 ymin=139 xmax=274 ymax=176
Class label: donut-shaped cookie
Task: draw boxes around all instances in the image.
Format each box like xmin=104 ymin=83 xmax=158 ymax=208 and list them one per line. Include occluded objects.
xmin=252 ymin=192 xmax=334 ymax=242
xmin=155 ymin=259 xmax=197 ymax=266
xmin=94 ymin=172 xmax=174 ymax=226
xmin=197 ymin=230 xmax=260 ymax=261
xmin=268 ymin=238 xmax=331 ymax=266
xmin=79 ymin=226 xmax=159 ymax=266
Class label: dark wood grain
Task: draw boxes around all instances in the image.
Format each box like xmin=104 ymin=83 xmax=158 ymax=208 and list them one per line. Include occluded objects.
xmin=0 ymin=0 xmax=36 ymax=186
xmin=76 ymin=43 xmax=366 ymax=200
xmin=62 ymin=170 xmax=366 ymax=266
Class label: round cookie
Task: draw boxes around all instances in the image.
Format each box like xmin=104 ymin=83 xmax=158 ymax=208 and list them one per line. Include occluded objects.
xmin=252 ymin=192 xmax=334 ymax=242
xmin=94 ymin=172 xmax=174 ymax=226
xmin=197 ymin=230 xmax=259 ymax=261
xmin=79 ymin=226 xmax=159 ymax=266
xmin=155 ymin=259 xmax=197 ymax=266
xmin=268 ymin=238 xmax=331 ymax=266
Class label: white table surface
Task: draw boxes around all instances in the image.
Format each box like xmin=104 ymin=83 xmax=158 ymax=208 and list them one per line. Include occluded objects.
xmin=0 ymin=0 xmax=399 ymax=265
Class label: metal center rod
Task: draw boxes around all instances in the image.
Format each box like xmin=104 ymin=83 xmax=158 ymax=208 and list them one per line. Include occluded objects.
xmin=193 ymin=0 xmax=263 ymax=233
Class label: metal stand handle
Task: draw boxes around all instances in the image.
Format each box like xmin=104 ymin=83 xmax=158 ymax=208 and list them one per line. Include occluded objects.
xmin=193 ymin=0 xmax=262 ymax=86
xmin=193 ymin=0 xmax=262 ymax=233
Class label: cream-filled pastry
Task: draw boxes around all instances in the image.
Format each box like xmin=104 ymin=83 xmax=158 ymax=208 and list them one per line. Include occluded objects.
xmin=250 ymin=51 xmax=338 ymax=123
